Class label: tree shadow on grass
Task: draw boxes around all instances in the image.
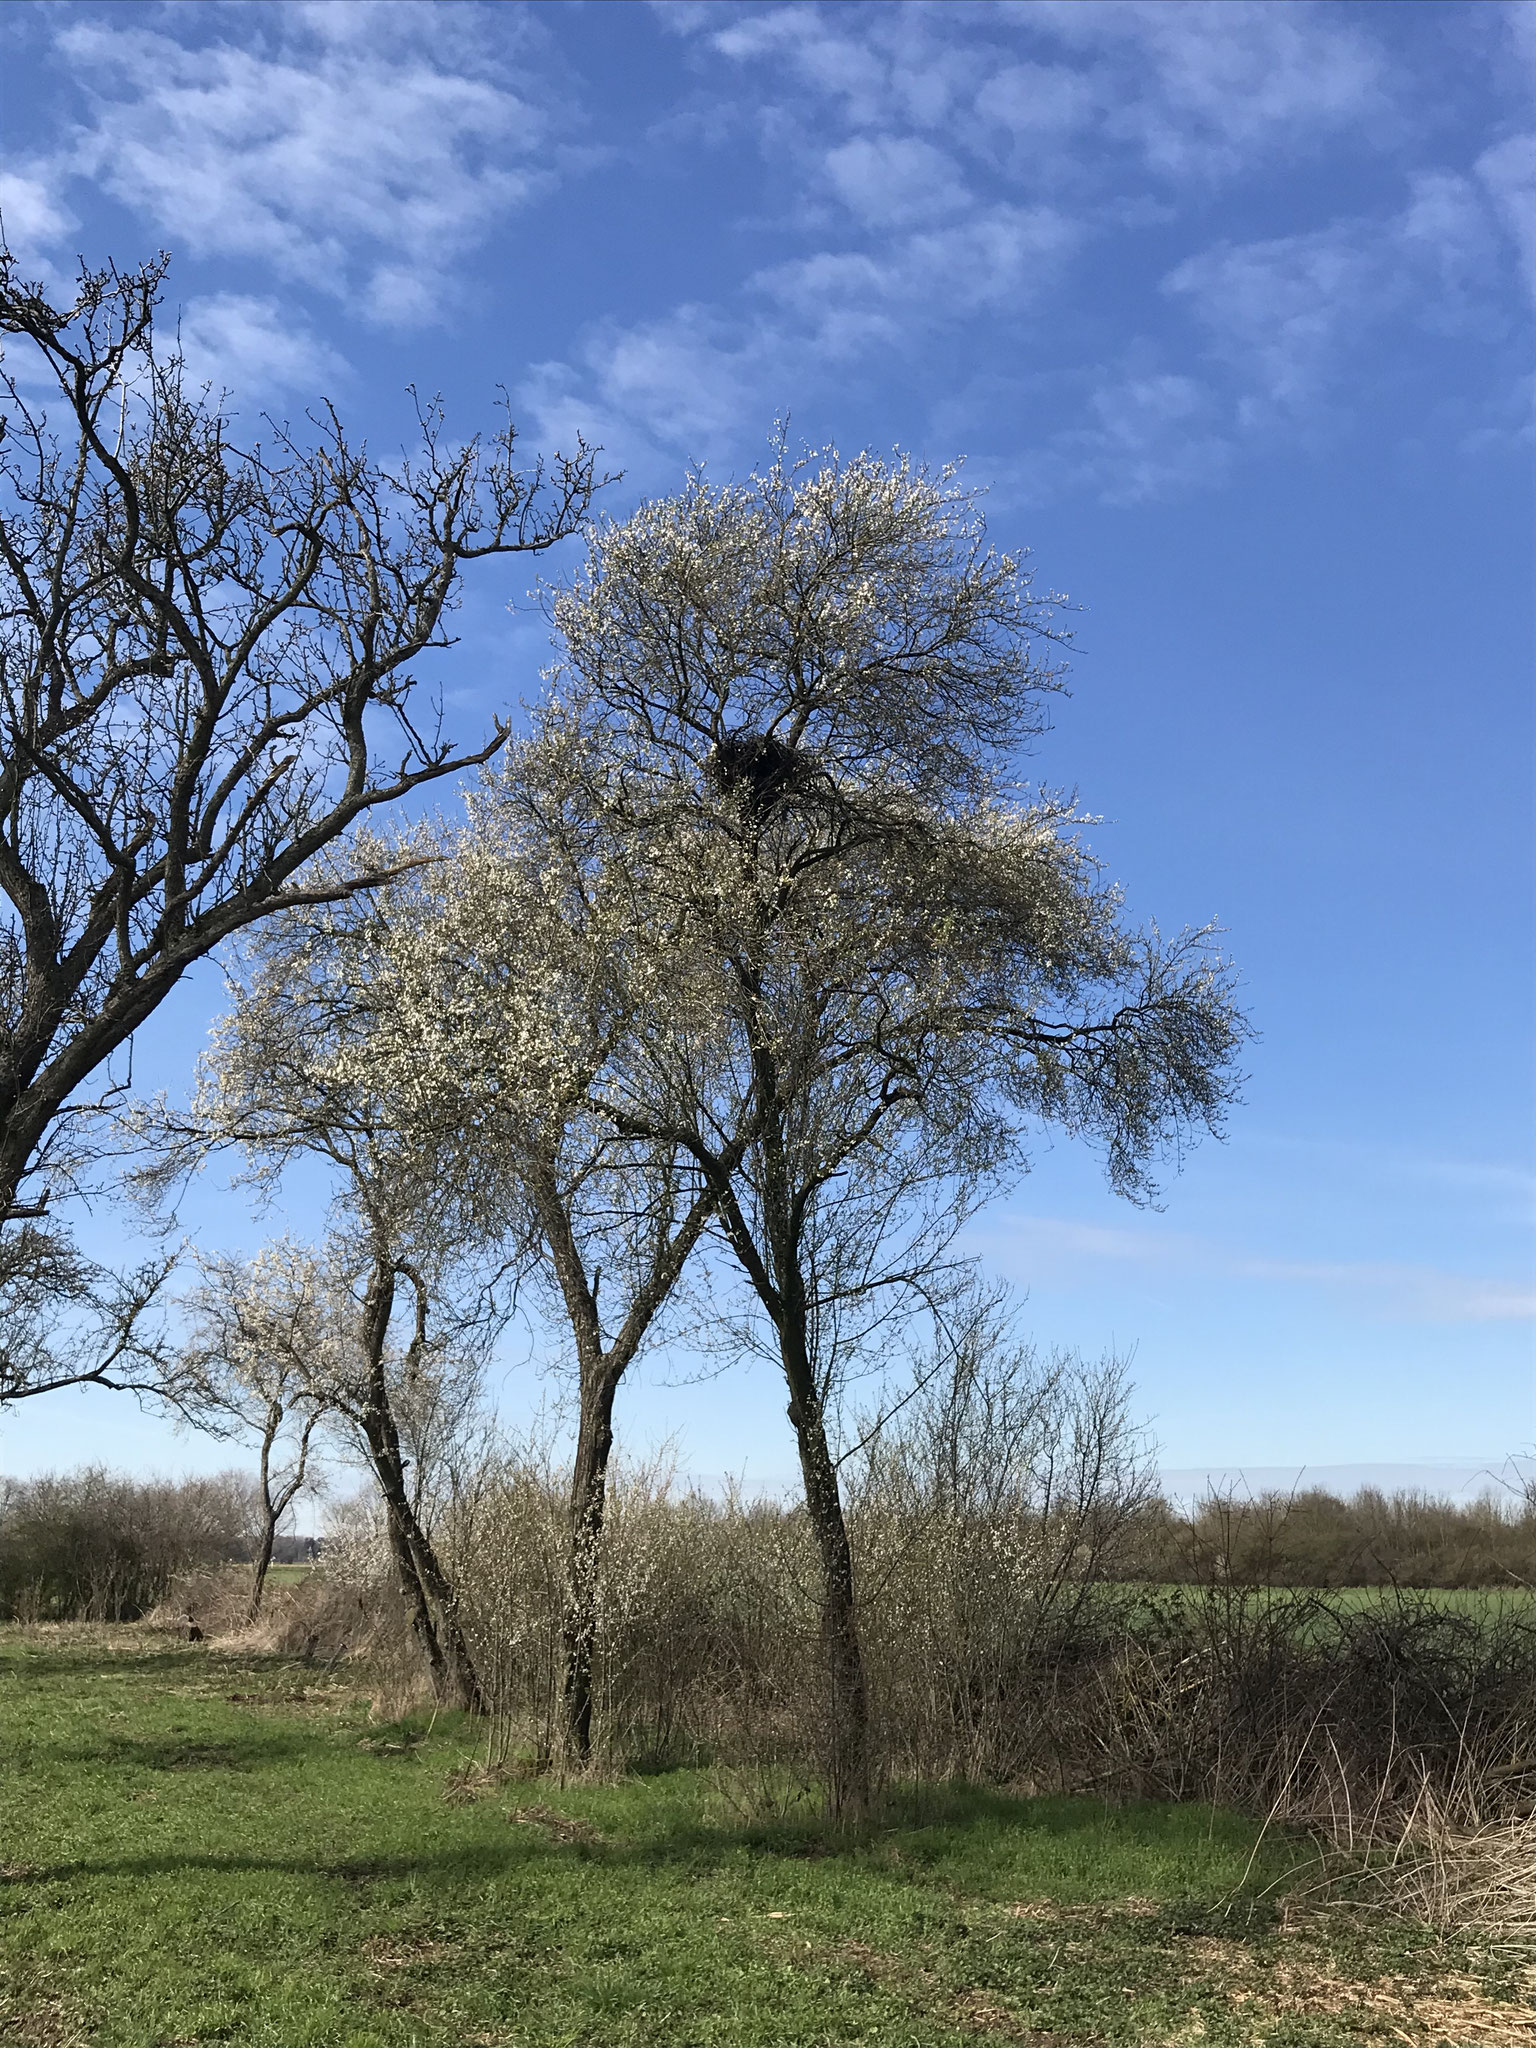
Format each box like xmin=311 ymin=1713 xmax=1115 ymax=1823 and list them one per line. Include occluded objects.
xmin=54 ymin=1726 xmax=343 ymax=1771
xmin=2 ymin=1781 xmax=1293 ymax=1915
xmin=2 ymin=1647 xmax=217 ymax=1679
xmin=4 ymin=1842 xmax=553 ymax=1889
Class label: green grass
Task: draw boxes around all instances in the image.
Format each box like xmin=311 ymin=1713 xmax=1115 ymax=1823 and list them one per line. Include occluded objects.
xmin=0 ymin=1626 xmax=1524 ymax=2047
xmin=1133 ymin=1583 xmax=1534 ymax=1609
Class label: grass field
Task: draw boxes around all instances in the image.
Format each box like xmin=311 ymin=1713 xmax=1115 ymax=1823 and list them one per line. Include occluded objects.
xmin=1136 ymin=1584 xmax=1534 ymax=1612
xmin=0 ymin=1626 xmax=1530 ymax=2047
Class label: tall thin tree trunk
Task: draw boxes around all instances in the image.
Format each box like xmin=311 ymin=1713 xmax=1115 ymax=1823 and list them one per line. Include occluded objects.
xmin=369 ymin=1427 xmax=449 ymax=1685
xmin=247 ymin=1407 xmax=281 ymax=1625
xmin=247 ymin=1512 xmax=277 ymax=1625
xmin=743 ymin=1017 xmax=874 ymax=1823
xmin=359 ymin=1256 xmax=484 ymax=1714
xmin=779 ymin=1298 xmax=872 ymax=1822
xmin=562 ymin=1368 xmax=620 ymax=1765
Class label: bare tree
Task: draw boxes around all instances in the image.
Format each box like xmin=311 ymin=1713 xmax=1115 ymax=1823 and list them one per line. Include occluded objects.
xmin=0 ymin=247 xmax=600 ymax=1393
xmin=169 ymin=1241 xmax=330 ymax=1622
xmin=0 ymin=1223 xmax=172 ymax=1402
xmin=543 ymin=440 xmax=1248 ymax=1816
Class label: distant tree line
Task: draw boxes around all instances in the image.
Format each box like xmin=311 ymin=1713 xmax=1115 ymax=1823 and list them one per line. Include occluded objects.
xmin=1131 ymin=1482 xmax=1536 ymax=1591
xmin=5 ymin=1464 xmax=1532 ymax=1630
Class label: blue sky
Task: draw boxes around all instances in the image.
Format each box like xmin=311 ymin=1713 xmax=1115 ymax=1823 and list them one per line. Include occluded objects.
xmin=0 ymin=0 xmax=1531 ymax=1495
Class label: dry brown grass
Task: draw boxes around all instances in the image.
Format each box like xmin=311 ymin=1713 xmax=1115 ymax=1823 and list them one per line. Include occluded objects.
xmin=1367 ymin=1807 xmax=1536 ymax=1943
xmin=1186 ymin=1933 xmax=1536 ymax=2044
xmin=505 ymin=1800 xmax=607 ymax=1845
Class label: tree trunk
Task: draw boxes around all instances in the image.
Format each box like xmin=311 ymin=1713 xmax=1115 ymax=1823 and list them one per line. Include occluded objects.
xmin=247 ymin=1407 xmax=281 ymax=1625
xmin=368 ymin=1425 xmax=449 ymax=1685
xmin=359 ymin=1411 xmax=484 ymax=1713
xmin=562 ymin=1368 xmax=620 ymax=1766
xmin=779 ymin=1297 xmax=872 ymax=1823
xmin=247 ymin=1512 xmax=277 ymax=1625
xmin=731 ymin=1025 xmax=874 ymax=1822
xmin=358 ymin=1256 xmax=484 ymax=1714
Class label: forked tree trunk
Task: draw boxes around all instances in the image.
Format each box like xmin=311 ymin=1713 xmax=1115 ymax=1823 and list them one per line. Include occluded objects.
xmin=562 ymin=1368 xmax=621 ymax=1765
xmin=358 ymin=1258 xmax=484 ymax=1714
xmin=248 ymin=1407 xmax=319 ymax=1627
xmin=530 ymin=1153 xmax=730 ymax=1771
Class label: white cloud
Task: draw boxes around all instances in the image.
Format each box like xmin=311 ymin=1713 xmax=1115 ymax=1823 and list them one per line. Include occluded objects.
xmin=707 ymin=6 xmax=970 ymax=133
xmin=176 ymin=293 xmax=349 ymax=403
xmin=1163 ymin=175 xmax=1502 ymax=424
xmin=518 ymin=303 xmax=766 ymax=487
xmin=974 ymin=61 xmax=1102 ymax=149
xmin=635 ymin=0 xmax=1438 ymax=496
xmin=516 ymin=190 xmax=1078 ymax=479
xmin=822 ymin=134 xmax=971 ymax=230
xmin=558 ymin=303 xmax=759 ymax=451
xmin=1018 ymin=0 xmax=1389 ymax=178
xmin=755 ymin=202 xmax=1076 ymax=356
xmin=0 ymin=168 xmax=75 ymax=276
xmin=504 ymin=3 xmax=1526 ymax=501
xmin=1039 ymin=369 xmax=1232 ymax=504
xmin=51 ymin=4 xmax=562 ymax=326
xmin=696 ymin=0 xmax=1389 ymax=188
xmin=1478 ymin=132 xmax=1536 ymax=306
xmin=1504 ymin=0 xmax=1536 ymax=86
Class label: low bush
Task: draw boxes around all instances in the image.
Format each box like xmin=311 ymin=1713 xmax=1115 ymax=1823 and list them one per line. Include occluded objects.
xmin=405 ymin=1459 xmax=1536 ymax=1839
xmin=0 ymin=1467 xmax=255 ymax=1620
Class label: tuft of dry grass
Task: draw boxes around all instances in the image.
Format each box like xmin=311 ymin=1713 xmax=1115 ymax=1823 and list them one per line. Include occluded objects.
xmin=505 ymin=1799 xmax=607 ymax=1845
xmin=1363 ymin=1804 xmax=1536 ymax=1943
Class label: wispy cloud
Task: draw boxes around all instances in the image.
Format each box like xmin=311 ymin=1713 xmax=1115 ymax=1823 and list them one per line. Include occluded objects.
xmin=995 ymin=1214 xmax=1536 ymax=1325
xmin=518 ymin=188 xmax=1078 ymax=476
xmin=631 ymin=0 xmax=1515 ymax=496
xmin=0 ymin=167 xmax=75 ymax=283
xmin=1009 ymin=0 xmax=1390 ymax=179
xmin=1244 ymin=1132 xmax=1536 ymax=1220
xmin=753 ymin=202 xmax=1077 ymax=354
xmin=688 ymin=0 xmax=1390 ymax=187
xmin=177 ymin=293 xmax=350 ymax=403
xmin=1028 ymin=367 xmax=1234 ymax=505
xmin=14 ymin=0 xmax=1514 ymax=500
xmin=1477 ymin=133 xmax=1536 ymax=308
xmin=521 ymin=302 xmax=763 ymax=477
xmin=821 ymin=133 xmax=972 ymax=230
xmin=1163 ymin=173 xmax=1504 ymax=426
xmin=47 ymin=2 xmax=566 ymax=326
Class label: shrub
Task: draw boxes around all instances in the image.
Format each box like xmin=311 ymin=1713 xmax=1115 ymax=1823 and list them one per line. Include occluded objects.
xmin=0 ymin=1468 xmax=256 ymax=1620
